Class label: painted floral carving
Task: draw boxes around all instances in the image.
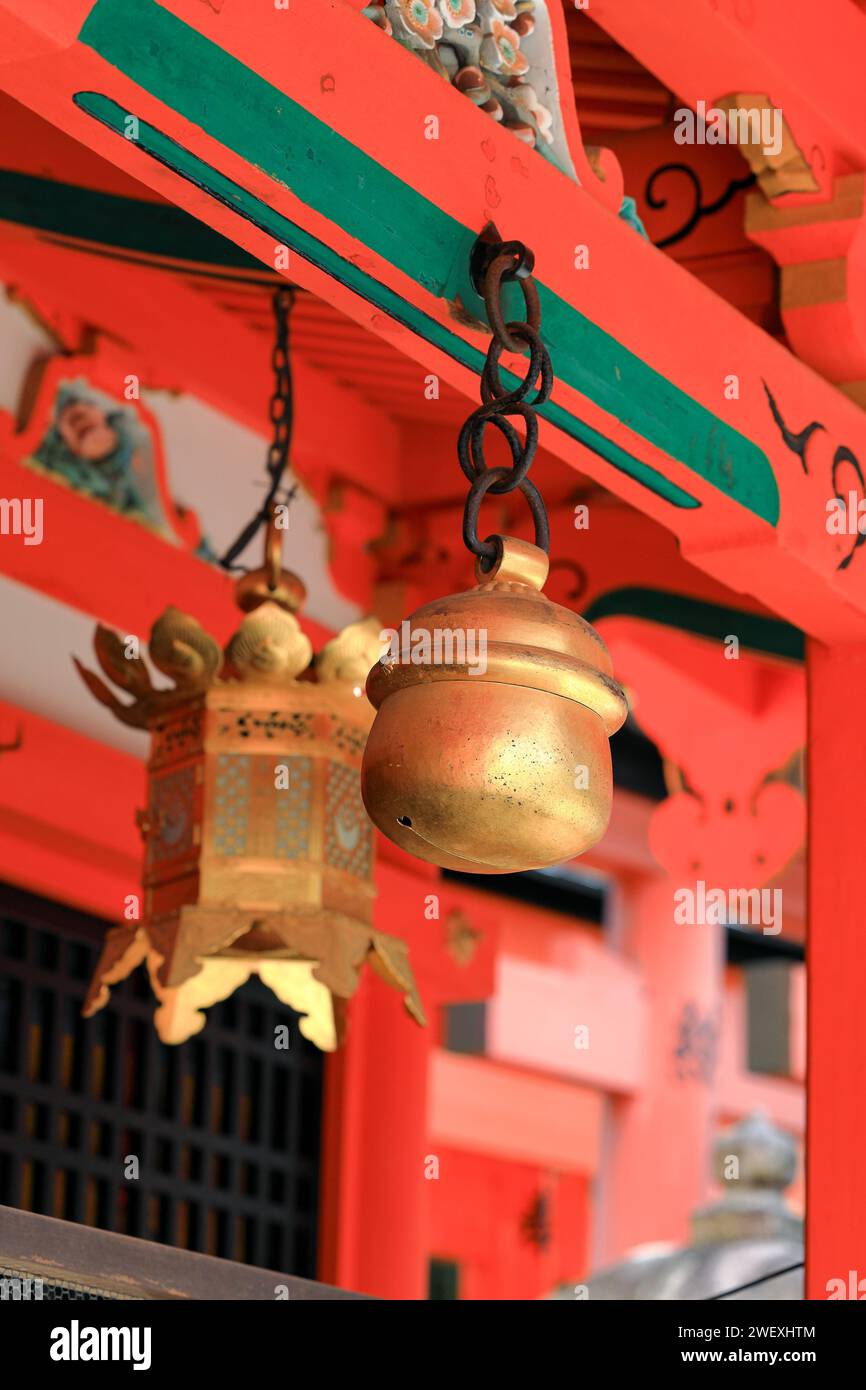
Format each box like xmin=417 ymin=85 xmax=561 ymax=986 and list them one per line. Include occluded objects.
xmin=440 ymin=0 xmax=476 ymax=26
xmin=508 ymin=79 xmax=552 ymax=141
xmin=454 ymin=64 xmax=504 ymax=120
xmin=482 ymin=19 xmax=529 ymax=77
xmin=394 ymin=0 xmax=444 ymax=49
xmin=365 ymin=0 xmax=553 ymax=151
xmin=368 ymin=4 xmax=393 ymax=34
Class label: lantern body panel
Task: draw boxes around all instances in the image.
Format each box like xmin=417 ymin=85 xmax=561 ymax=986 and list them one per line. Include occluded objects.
xmin=195 ymin=684 xmax=374 ymax=924
xmin=143 ymin=702 xmax=204 ymax=914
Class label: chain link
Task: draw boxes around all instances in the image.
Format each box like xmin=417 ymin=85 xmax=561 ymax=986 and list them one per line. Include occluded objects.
xmin=458 ymin=245 xmax=552 ymax=569
xmin=220 ymin=286 xmax=295 ymax=572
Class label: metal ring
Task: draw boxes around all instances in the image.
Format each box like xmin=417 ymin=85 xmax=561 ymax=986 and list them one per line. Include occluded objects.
xmin=463 ymin=466 xmax=512 ymax=559
xmin=484 ymin=253 xmax=541 ymax=354
xmin=469 ymin=232 xmax=535 ymax=297
xmin=481 ymin=325 xmax=553 ymax=407
xmin=458 ymin=408 xmax=529 ymax=488
xmin=497 ymin=240 xmax=536 ymax=281
xmin=463 ymin=468 xmax=549 ymax=560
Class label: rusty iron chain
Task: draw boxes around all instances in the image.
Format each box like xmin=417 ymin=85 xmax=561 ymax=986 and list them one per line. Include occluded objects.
xmin=220 ymin=285 xmax=296 ymax=572
xmin=458 ymin=239 xmax=552 ymax=570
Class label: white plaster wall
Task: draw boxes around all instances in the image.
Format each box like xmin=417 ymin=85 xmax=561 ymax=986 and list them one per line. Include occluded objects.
xmin=0 ymin=575 xmax=149 ymax=757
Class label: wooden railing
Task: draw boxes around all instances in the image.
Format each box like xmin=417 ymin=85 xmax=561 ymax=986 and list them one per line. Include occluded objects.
xmin=0 ymin=1205 xmax=364 ymax=1300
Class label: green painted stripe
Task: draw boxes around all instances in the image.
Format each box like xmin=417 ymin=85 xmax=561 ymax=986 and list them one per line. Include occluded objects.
xmin=77 ymin=0 xmax=778 ymax=525
xmin=73 ymin=91 xmax=700 ymax=511
xmin=0 ymin=167 xmax=262 ymax=269
xmin=81 ymin=0 xmax=462 ymax=298
xmin=583 ymin=587 xmax=804 ymax=661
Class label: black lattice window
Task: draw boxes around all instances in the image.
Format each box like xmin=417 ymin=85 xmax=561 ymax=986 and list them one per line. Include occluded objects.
xmin=0 ymin=885 xmax=323 ymax=1277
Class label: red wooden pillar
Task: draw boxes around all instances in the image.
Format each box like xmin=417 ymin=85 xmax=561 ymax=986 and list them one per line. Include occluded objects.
xmin=806 ymin=639 xmax=866 ymax=1299
xmin=319 ymin=971 xmax=433 ymax=1299
xmin=597 ymin=873 xmax=721 ymax=1263
xmin=317 ymin=858 xmax=497 ymax=1298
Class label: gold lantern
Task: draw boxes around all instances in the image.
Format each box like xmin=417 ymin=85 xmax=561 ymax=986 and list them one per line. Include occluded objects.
xmin=362 ymin=537 xmax=627 ymax=873
xmin=361 ymin=230 xmax=627 ymax=874
xmin=74 ymin=528 xmax=425 ymax=1051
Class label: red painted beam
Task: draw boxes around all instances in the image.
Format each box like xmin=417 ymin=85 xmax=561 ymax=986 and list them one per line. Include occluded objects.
xmin=604 ymin=121 xmax=780 ymax=333
xmin=429 ymin=1053 xmax=602 ymax=1172
xmin=487 ymin=949 xmax=645 ymax=1095
xmin=0 ymin=449 xmax=337 ymax=651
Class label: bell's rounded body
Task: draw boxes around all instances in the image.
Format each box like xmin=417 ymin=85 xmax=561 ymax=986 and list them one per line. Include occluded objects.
xmin=362 ymin=539 xmax=628 ymax=873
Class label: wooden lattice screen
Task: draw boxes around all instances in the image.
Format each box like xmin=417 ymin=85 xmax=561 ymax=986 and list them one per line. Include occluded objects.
xmin=0 ymin=884 xmax=323 ymax=1278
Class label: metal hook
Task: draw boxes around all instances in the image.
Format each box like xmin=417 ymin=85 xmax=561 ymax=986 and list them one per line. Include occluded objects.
xmin=469 ymin=222 xmax=535 ymax=298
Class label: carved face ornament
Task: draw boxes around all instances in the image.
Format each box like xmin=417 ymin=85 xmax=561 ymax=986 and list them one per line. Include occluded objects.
xmin=57 ymin=400 xmax=119 ymax=461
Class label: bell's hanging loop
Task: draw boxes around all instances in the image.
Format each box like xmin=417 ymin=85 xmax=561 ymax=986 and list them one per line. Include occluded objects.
xmin=473 ymin=535 xmax=549 ymax=590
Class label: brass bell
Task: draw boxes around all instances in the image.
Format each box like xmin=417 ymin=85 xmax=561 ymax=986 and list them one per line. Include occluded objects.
xmin=362 ymin=537 xmax=628 ymax=873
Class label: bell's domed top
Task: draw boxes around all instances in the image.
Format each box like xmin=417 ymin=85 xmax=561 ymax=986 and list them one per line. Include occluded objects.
xmin=410 ymin=538 xmax=614 ymax=671
xmin=366 ymin=537 xmax=628 ymax=737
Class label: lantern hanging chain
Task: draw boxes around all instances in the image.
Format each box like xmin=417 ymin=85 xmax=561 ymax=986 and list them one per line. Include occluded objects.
xmin=458 ymin=238 xmax=553 ymax=570
xmin=220 ymin=285 xmax=297 ymax=572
